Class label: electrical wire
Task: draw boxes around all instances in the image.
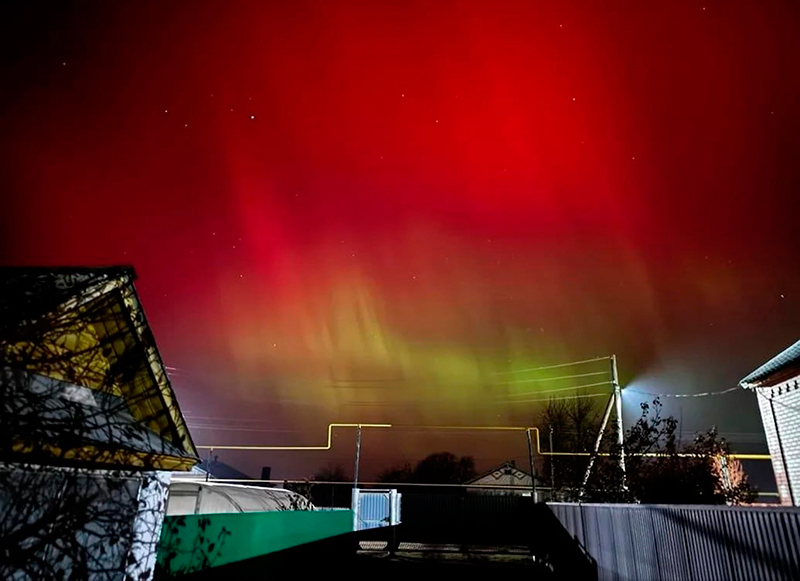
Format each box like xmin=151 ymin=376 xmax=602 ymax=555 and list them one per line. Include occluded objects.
xmin=499 ymin=392 xmax=609 ymax=404
xmin=495 ymin=371 xmax=610 ymax=384
xmin=494 ymin=356 xmax=611 ymax=375
xmin=502 ymin=381 xmax=612 ymax=398
xmin=625 ymin=386 xmax=740 ymax=399
xmin=188 ymin=425 xmax=301 ymax=433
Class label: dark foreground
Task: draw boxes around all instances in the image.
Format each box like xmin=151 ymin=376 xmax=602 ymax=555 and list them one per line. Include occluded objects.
xmin=354 ymin=550 xmax=552 ymax=578
xmin=171 ymin=535 xmax=574 ymax=580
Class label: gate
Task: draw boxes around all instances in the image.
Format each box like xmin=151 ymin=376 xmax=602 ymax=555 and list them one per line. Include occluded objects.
xmin=352 ymin=488 xmax=401 ymax=531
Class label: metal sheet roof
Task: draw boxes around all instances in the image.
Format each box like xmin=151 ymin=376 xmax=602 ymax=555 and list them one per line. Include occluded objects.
xmin=740 ymin=340 xmax=800 ymax=389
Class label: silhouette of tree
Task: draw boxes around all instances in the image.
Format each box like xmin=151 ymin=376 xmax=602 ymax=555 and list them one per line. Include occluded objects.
xmin=539 ymin=396 xmax=602 ymax=497
xmin=577 ymin=399 xmax=757 ymax=504
xmin=306 ymin=464 xmax=353 ymax=508
xmin=377 ymin=452 xmax=477 ymax=488
xmin=377 ymin=463 xmax=414 ymax=484
xmin=413 ymin=452 xmax=476 ymax=484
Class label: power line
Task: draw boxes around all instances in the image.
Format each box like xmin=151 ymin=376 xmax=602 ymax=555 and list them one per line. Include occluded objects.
xmin=503 ymin=381 xmax=612 ymax=398
xmin=495 ymin=370 xmax=609 ymax=385
xmin=625 ymin=386 xmax=739 ymax=399
xmin=188 ymin=425 xmax=301 ymax=434
xmin=500 ymin=392 xmax=609 ymax=404
xmin=184 ymin=415 xmax=280 ymax=422
xmin=494 ymin=356 xmax=611 ymax=375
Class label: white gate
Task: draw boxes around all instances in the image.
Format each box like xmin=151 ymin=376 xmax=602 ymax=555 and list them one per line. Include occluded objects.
xmin=351 ymin=488 xmax=401 ymax=531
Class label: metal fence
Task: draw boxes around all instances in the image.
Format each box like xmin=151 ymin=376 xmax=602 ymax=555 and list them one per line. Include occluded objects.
xmin=548 ymin=503 xmax=800 ymax=581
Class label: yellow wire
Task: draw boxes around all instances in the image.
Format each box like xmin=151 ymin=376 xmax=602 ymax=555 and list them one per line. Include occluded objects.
xmin=197 ymin=422 xmax=770 ymax=460
xmin=196 ymin=423 xmax=391 ymax=451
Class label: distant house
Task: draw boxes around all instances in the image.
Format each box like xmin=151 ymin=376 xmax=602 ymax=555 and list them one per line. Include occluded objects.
xmin=465 ymin=461 xmax=537 ymax=496
xmin=198 ymin=457 xmax=254 ymax=481
xmin=740 ymin=340 xmax=800 ymax=506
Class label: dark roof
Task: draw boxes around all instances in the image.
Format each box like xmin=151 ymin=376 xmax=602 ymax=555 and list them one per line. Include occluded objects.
xmin=740 ymin=340 xmax=800 ymax=389
xmin=198 ymin=459 xmax=253 ymax=481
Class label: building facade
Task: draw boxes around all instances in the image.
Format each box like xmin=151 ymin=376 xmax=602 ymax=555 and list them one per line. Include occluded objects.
xmin=740 ymin=340 xmax=800 ymax=506
xmin=0 ymin=267 xmax=199 ymax=579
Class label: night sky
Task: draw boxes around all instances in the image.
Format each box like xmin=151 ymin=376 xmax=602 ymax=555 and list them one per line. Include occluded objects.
xmin=2 ymin=1 xmax=799 ymax=482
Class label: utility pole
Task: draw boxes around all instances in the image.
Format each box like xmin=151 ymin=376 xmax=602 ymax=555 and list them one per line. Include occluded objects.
xmin=352 ymin=425 xmax=363 ymax=534
xmin=526 ymin=429 xmax=537 ymax=501
xmin=612 ymin=354 xmax=626 ymax=487
xmin=353 ymin=424 xmax=363 ymax=489
xmin=549 ymin=426 xmax=556 ymax=500
xmin=579 ymin=393 xmax=616 ymax=497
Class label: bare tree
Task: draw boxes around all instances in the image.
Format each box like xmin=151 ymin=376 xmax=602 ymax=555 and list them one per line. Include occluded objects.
xmin=580 ymin=399 xmax=757 ymax=504
xmin=539 ymin=395 xmax=602 ymax=498
xmin=537 ymin=395 xmax=757 ymax=504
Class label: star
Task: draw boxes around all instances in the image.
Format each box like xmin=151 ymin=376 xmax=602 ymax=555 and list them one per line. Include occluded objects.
xmin=572 ymin=97 xmax=576 ymax=101
xmin=250 ymin=115 xmax=255 ymax=119
xmin=780 ymin=294 xmax=785 ymax=299
xmin=164 ymin=109 xmax=168 ymax=113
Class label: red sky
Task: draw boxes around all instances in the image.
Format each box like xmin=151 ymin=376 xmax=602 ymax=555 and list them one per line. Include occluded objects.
xmin=2 ymin=1 xmax=799 ymax=480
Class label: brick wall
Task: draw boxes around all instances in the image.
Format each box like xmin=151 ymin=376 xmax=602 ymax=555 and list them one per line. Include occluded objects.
xmin=757 ymin=376 xmax=800 ymax=506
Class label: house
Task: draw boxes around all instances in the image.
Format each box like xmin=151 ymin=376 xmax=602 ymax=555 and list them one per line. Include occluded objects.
xmin=0 ymin=267 xmax=199 ymax=579
xmin=740 ymin=340 xmax=800 ymax=506
xmin=198 ymin=457 xmax=255 ymax=480
xmin=465 ymin=461 xmax=539 ymax=497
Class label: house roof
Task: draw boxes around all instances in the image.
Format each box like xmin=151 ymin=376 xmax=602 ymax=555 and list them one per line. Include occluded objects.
xmin=198 ymin=458 xmax=253 ymax=481
xmin=739 ymin=340 xmax=800 ymax=389
xmin=466 ymin=461 xmax=532 ymax=485
xmin=0 ymin=267 xmax=198 ymax=470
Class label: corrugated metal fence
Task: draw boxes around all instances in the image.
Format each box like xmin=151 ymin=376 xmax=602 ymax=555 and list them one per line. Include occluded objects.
xmin=548 ymin=503 xmax=800 ymax=581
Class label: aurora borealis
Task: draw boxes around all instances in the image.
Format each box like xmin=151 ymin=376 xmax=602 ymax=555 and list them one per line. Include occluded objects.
xmin=2 ymin=1 xmax=799 ymax=479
